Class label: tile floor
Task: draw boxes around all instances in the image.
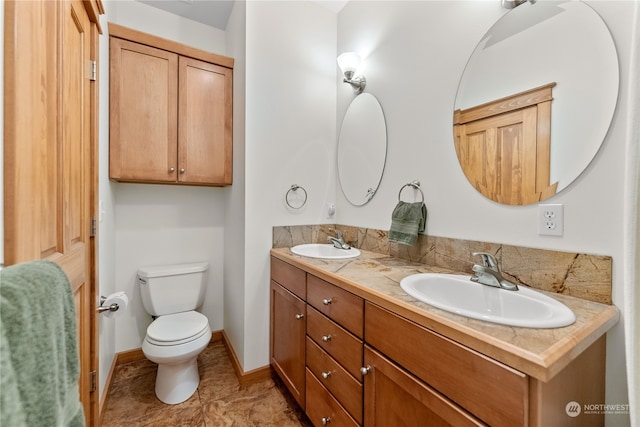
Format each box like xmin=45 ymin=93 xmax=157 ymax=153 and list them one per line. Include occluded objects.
xmin=102 ymin=341 xmax=313 ymax=427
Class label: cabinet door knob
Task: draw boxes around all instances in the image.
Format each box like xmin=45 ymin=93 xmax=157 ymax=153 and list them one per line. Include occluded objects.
xmin=360 ymin=365 xmax=371 ymax=375
xmin=295 ymin=313 xmax=304 ymax=320
xmin=321 ymin=334 xmax=332 ymax=342
xmin=322 ymin=298 xmax=332 ymax=305
xmin=321 ymin=417 xmax=331 ymax=425
xmin=321 ymin=371 xmax=331 ymax=379
xmin=180 ymin=168 xmax=185 ymax=174
xmin=169 ymin=167 xmax=175 ymax=173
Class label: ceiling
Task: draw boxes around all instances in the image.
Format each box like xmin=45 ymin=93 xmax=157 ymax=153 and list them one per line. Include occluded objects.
xmin=137 ymin=0 xmax=347 ymax=30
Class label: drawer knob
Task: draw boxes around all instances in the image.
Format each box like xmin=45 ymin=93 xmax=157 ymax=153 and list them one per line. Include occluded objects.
xmin=321 ymin=371 xmax=332 ymax=379
xmin=360 ymin=365 xmax=371 ymax=375
xmin=169 ymin=167 xmax=175 ymax=173
xmin=321 ymin=334 xmax=332 ymax=342
xmin=321 ymin=417 xmax=331 ymax=425
xmin=322 ymin=298 xmax=333 ymax=305
xmin=180 ymin=168 xmax=185 ymax=174
xmin=295 ymin=313 xmax=304 ymax=320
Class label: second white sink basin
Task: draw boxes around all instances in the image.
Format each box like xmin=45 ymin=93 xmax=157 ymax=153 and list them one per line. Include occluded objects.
xmin=400 ymin=273 xmax=575 ymax=328
xmin=290 ymin=243 xmax=361 ymax=259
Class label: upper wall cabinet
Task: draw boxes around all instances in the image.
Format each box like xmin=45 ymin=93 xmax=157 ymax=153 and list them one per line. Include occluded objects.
xmin=109 ymin=24 xmax=233 ymax=186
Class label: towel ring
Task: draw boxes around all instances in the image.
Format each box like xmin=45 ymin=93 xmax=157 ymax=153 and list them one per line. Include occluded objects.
xmin=286 ymin=184 xmax=307 ymax=209
xmin=398 ymin=180 xmax=424 ymax=203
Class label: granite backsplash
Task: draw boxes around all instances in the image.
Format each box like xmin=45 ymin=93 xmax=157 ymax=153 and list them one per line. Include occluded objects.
xmin=273 ymin=224 xmax=612 ymax=304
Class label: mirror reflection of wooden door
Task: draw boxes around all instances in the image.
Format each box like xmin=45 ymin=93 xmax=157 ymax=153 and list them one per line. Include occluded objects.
xmin=454 ymin=83 xmax=558 ymax=205
xmin=3 ymin=0 xmax=102 ymax=424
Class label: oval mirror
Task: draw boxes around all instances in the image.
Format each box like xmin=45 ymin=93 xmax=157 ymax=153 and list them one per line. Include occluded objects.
xmin=338 ymin=93 xmax=388 ymax=206
xmin=453 ymin=1 xmax=619 ymax=205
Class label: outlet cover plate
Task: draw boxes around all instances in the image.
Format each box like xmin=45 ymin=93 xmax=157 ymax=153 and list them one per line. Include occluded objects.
xmin=539 ymin=204 xmax=564 ymax=236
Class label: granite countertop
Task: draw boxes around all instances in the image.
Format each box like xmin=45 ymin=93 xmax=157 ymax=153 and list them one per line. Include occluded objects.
xmin=270 ymin=247 xmax=620 ymax=382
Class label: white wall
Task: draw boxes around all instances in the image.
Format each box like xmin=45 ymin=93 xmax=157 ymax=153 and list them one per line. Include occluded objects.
xmin=243 ymin=1 xmax=337 ymax=370
xmin=222 ymin=0 xmax=247 ymax=373
xmin=336 ymin=1 xmax=634 ymax=425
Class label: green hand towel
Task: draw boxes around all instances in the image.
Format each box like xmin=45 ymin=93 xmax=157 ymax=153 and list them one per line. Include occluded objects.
xmin=389 ymin=201 xmax=427 ymax=245
xmin=0 ymin=260 xmax=85 ymax=427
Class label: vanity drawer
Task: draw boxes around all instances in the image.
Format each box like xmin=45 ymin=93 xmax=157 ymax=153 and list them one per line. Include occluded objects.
xmin=306 ymin=369 xmax=359 ymax=427
xmin=307 ymin=306 xmax=363 ymax=379
xmin=364 ymin=302 xmax=528 ymax=427
xmin=307 ymin=337 xmax=363 ymax=424
xmin=271 ymin=257 xmax=306 ymax=299
xmin=307 ymin=274 xmax=363 ymax=338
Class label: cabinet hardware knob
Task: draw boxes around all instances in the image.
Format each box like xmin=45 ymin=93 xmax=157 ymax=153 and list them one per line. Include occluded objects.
xmin=321 ymin=417 xmax=331 ymax=425
xmin=180 ymin=168 xmax=185 ymax=174
xmin=295 ymin=313 xmax=304 ymax=320
xmin=169 ymin=167 xmax=175 ymax=173
xmin=321 ymin=335 xmax=332 ymax=342
xmin=321 ymin=371 xmax=331 ymax=379
xmin=322 ymin=298 xmax=332 ymax=305
xmin=360 ymin=365 xmax=371 ymax=375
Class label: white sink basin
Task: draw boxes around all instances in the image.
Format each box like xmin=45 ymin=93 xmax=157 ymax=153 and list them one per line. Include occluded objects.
xmin=290 ymin=244 xmax=361 ymax=259
xmin=400 ymin=273 xmax=575 ymax=328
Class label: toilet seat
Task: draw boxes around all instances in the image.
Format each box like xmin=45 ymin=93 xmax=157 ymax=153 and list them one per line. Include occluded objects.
xmin=146 ymin=311 xmax=209 ymax=346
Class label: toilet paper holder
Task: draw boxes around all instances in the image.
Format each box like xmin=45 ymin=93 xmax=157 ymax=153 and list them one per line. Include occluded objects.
xmin=97 ymin=295 xmax=120 ymax=314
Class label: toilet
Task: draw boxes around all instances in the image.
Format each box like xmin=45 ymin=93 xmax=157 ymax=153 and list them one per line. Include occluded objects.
xmin=138 ymin=262 xmax=212 ymax=404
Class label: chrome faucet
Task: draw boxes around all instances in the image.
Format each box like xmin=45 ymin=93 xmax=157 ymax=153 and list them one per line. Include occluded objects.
xmin=470 ymin=252 xmax=518 ymax=291
xmin=327 ymin=229 xmax=351 ymax=250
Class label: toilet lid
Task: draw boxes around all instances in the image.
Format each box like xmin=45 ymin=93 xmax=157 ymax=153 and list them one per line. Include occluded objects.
xmin=147 ymin=311 xmax=209 ymax=345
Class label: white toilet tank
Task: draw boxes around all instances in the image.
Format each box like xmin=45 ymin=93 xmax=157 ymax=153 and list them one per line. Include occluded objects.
xmin=138 ymin=262 xmax=209 ymax=316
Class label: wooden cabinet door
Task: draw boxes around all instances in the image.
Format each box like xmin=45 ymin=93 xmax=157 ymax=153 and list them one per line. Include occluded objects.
xmin=270 ymin=282 xmax=306 ymax=408
xmin=4 ymin=0 xmax=100 ymax=423
xmin=178 ymin=56 xmax=233 ymax=185
xmin=363 ymin=346 xmax=486 ymax=427
xmin=109 ymin=38 xmax=178 ymax=182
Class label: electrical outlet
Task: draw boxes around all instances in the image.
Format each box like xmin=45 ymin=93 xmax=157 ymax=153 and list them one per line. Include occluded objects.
xmin=539 ymin=204 xmax=564 ymax=236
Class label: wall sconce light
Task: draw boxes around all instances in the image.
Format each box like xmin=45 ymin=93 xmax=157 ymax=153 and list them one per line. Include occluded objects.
xmin=501 ymin=0 xmax=535 ymax=9
xmin=337 ymin=52 xmax=366 ymax=94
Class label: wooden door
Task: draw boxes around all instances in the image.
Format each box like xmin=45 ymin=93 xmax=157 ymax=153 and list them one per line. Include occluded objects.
xmin=453 ymin=83 xmax=558 ymax=205
xmin=457 ymin=107 xmax=540 ymax=205
xmin=270 ymin=282 xmax=306 ymax=408
xmin=3 ymin=0 xmax=101 ymax=424
xmin=363 ymin=346 xmax=486 ymax=427
xmin=178 ymin=56 xmax=233 ymax=185
xmin=109 ymin=38 xmax=178 ymax=183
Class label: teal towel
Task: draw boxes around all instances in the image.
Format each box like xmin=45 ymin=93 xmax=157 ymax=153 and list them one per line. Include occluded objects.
xmin=389 ymin=201 xmax=427 ymax=245
xmin=0 ymin=260 xmax=85 ymax=427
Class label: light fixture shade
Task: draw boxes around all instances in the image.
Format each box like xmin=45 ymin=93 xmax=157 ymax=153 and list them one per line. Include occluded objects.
xmin=337 ymin=52 xmax=361 ymax=74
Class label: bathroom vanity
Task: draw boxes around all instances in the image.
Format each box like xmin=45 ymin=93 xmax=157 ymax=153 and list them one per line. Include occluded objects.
xmin=270 ymin=248 xmax=619 ymax=427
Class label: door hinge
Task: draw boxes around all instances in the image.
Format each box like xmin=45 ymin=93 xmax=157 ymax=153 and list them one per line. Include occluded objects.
xmin=90 ymin=217 xmax=97 ymax=237
xmin=90 ymin=371 xmax=97 ymax=392
xmin=89 ymin=60 xmax=97 ymax=81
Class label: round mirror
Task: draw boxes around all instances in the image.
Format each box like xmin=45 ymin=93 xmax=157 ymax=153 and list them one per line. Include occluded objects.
xmin=338 ymin=93 xmax=388 ymax=206
xmin=453 ymin=1 xmax=619 ymax=205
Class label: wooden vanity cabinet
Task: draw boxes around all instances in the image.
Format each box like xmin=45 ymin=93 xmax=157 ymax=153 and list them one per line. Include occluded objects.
xmin=305 ymin=275 xmax=364 ymax=426
xmin=270 ymin=257 xmax=364 ymax=426
xmin=109 ymin=25 xmax=233 ymax=186
xmin=363 ymin=346 xmax=486 ymax=427
xmin=270 ymin=258 xmax=307 ymax=408
xmin=270 ymin=255 xmax=607 ymax=427
xmin=364 ymin=302 xmax=522 ymax=426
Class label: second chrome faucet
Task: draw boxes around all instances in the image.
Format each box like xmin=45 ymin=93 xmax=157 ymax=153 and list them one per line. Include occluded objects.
xmin=470 ymin=252 xmax=519 ymax=291
xmin=327 ymin=229 xmax=351 ymax=250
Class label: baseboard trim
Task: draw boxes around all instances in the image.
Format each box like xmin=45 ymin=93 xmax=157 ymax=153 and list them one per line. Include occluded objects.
xmin=99 ymin=329 xmax=271 ymax=421
xmin=221 ymin=330 xmax=273 ymax=386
